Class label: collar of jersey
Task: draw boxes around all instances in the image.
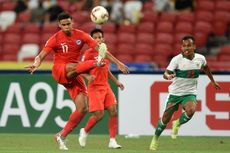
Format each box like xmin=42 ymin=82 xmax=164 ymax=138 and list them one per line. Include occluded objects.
xmin=181 ymin=52 xmax=195 ymax=60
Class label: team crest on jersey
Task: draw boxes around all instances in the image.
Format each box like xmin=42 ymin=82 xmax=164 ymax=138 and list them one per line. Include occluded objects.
xmin=76 ymin=40 xmax=81 ymax=45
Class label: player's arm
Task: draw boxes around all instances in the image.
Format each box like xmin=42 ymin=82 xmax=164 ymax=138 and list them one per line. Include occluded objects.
xmin=25 ymin=50 xmax=49 ymax=74
xmin=83 ymin=32 xmax=129 ymax=73
xmin=106 ymin=51 xmax=129 ymax=74
xmin=163 ymin=70 xmax=175 ymax=80
xmin=81 ymin=73 xmax=96 ymax=82
xmin=26 ymin=35 xmax=56 ymax=74
xmin=108 ymin=70 xmax=124 ymax=90
xmin=96 ymin=42 xmax=129 ymax=74
xmin=202 ymin=64 xmax=221 ymax=89
xmin=164 ymin=56 xmax=177 ymax=80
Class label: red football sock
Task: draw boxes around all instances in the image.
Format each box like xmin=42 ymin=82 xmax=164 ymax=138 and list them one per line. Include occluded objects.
xmin=59 ymin=110 xmax=85 ymax=137
xmin=109 ymin=117 xmax=117 ymax=138
xmin=84 ymin=116 xmax=97 ymax=133
xmin=75 ymin=60 xmax=96 ymax=74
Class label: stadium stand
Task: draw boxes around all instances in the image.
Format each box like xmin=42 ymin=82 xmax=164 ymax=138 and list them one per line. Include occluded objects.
xmin=196 ymin=0 xmax=215 ymax=12
xmin=136 ymin=33 xmax=155 ymax=45
xmin=195 ymin=11 xmax=213 ymax=23
xmin=18 ymin=44 xmax=39 ymax=62
xmin=117 ymin=33 xmax=136 ymax=44
xmin=0 ymin=10 xmax=16 ymax=30
xmin=117 ymin=43 xmax=135 ymax=55
xmin=4 ymin=23 xmax=22 ymax=34
xmin=0 ymin=0 xmax=230 ymax=71
xmin=134 ymin=54 xmax=153 ymax=63
xmin=115 ymin=54 xmax=134 ymax=63
xmin=117 ymin=24 xmax=136 ymax=34
xmin=175 ymin=22 xmax=193 ymax=34
xmin=101 ymin=23 xmax=116 ymax=33
xmin=159 ymin=12 xmax=177 ymax=23
xmin=136 ymin=22 xmax=155 ymax=33
xmin=156 ymin=21 xmax=174 ymax=33
xmin=134 ymin=43 xmax=154 ymax=56
xmin=177 ymin=12 xmax=195 ymax=23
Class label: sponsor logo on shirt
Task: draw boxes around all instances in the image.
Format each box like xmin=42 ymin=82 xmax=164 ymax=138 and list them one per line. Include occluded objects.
xmin=76 ymin=40 xmax=81 ymax=45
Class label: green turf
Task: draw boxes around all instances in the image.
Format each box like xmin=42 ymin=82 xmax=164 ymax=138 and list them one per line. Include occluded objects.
xmin=0 ymin=134 xmax=229 ymax=153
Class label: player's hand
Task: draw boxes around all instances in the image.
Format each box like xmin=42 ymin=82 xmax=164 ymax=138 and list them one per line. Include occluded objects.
xmin=25 ymin=56 xmax=41 ymax=74
xmin=166 ymin=74 xmax=175 ymax=80
xmin=212 ymin=81 xmax=221 ymax=90
xmin=87 ymin=75 xmax=96 ymax=82
xmin=117 ymin=82 xmax=124 ymax=90
xmin=25 ymin=65 xmax=38 ymax=74
xmin=118 ymin=62 xmax=129 ymax=74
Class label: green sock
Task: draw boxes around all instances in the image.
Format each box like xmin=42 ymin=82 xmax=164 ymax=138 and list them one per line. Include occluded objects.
xmin=179 ymin=112 xmax=191 ymax=125
xmin=154 ymin=119 xmax=166 ymax=137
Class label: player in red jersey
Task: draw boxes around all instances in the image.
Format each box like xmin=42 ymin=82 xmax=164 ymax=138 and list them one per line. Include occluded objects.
xmin=78 ymin=29 xmax=124 ymax=149
xmin=26 ymin=12 xmax=129 ymax=150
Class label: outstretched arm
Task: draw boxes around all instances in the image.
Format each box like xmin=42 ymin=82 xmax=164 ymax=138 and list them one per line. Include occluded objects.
xmin=108 ymin=70 xmax=124 ymax=90
xmin=96 ymin=42 xmax=129 ymax=74
xmin=25 ymin=50 xmax=49 ymax=74
xmin=106 ymin=51 xmax=129 ymax=74
xmin=202 ymin=65 xmax=221 ymax=89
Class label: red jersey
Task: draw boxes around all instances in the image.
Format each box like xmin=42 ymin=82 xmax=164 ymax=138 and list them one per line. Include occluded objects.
xmin=82 ymin=48 xmax=110 ymax=88
xmin=43 ymin=29 xmax=97 ymax=64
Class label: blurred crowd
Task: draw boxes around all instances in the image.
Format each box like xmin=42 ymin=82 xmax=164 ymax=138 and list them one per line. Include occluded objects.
xmin=11 ymin=0 xmax=195 ymax=25
xmin=1 ymin=0 xmax=230 ymax=71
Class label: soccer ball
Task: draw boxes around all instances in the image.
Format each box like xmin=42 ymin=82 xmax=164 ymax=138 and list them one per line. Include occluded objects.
xmin=90 ymin=6 xmax=109 ymax=24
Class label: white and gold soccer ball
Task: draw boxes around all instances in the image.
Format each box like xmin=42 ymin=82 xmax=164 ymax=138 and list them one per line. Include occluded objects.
xmin=90 ymin=6 xmax=109 ymax=24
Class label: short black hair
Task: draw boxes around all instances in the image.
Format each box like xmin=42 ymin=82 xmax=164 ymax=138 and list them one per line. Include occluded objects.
xmin=57 ymin=12 xmax=72 ymax=21
xmin=90 ymin=28 xmax=104 ymax=37
xmin=181 ymin=35 xmax=195 ymax=43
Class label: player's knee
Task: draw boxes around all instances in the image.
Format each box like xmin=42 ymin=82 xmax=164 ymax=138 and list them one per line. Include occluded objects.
xmin=66 ymin=71 xmax=77 ymax=80
xmin=109 ymin=109 xmax=117 ymax=117
xmin=162 ymin=116 xmax=170 ymax=124
xmin=66 ymin=64 xmax=78 ymax=79
xmin=94 ymin=111 xmax=104 ymax=121
xmin=77 ymin=105 xmax=88 ymax=114
xmin=185 ymin=108 xmax=195 ymax=118
xmin=162 ymin=112 xmax=173 ymax=124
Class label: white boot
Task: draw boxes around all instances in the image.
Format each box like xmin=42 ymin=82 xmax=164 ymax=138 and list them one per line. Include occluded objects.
xmin=54 ymin=134 xmax=68 ymax=150
xmin=108 ymin=138 xmax=122 ymax=149
xmin=78 ymin=128 xmax=88 ymax=147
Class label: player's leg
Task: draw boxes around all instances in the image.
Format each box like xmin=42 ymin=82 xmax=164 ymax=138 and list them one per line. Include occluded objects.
xmin=79 ymin=88 xmax=105 ymax=147
xmin=150 ymin=108 xmax=175 ymax=151
xmin=107 ymin=104 xmax=122 ymax=149
xmin=79 ymin=110 xmax=104 ymax=147
xmin=150 ymin=95 xmax=179 ymax=150
xmin=66 ymin=61 xmax=104 ymax=80
xmin=53 ymin=66 xmax=87 ymax=150
xmin=59 ymin=92 xmax=88 ymax=137
xmin=171 ymin=95 xmax=196 ymax=139
xmin=55 ymin=92 xmax=87 ymax=150
xmin=104 ymin=87 xmax=121 ymax=149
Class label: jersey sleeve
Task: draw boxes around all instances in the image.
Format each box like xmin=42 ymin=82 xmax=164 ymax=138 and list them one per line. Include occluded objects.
xmin=81 ymin=32 xmax=97 ymax=49
xmin=81 ymin=49 xmax=94 ymax=61
xmin=166 ymin=56 xmax=178 ymax=72
xmin=201 ymin=55 xmax=207 ymax=67
xmin=43 ymin=35 xmax=56 ymax=52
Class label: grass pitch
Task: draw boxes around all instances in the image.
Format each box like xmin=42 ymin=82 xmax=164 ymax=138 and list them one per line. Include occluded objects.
xmin=0 ymin=134 xmax=229 ymax=153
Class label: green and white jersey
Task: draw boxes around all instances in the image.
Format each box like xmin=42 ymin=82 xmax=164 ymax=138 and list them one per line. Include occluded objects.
xmin=166 ymin=53 xmax=207 ymax=96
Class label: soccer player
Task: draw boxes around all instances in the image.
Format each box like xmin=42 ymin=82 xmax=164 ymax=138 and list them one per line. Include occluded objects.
xmin=78 ymin=28 xmax=123 ymax=149
xmin=26 ymin=12 xmax=129 ymax=150
xmin=149 ymin=35 xmax=221 ymax=151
